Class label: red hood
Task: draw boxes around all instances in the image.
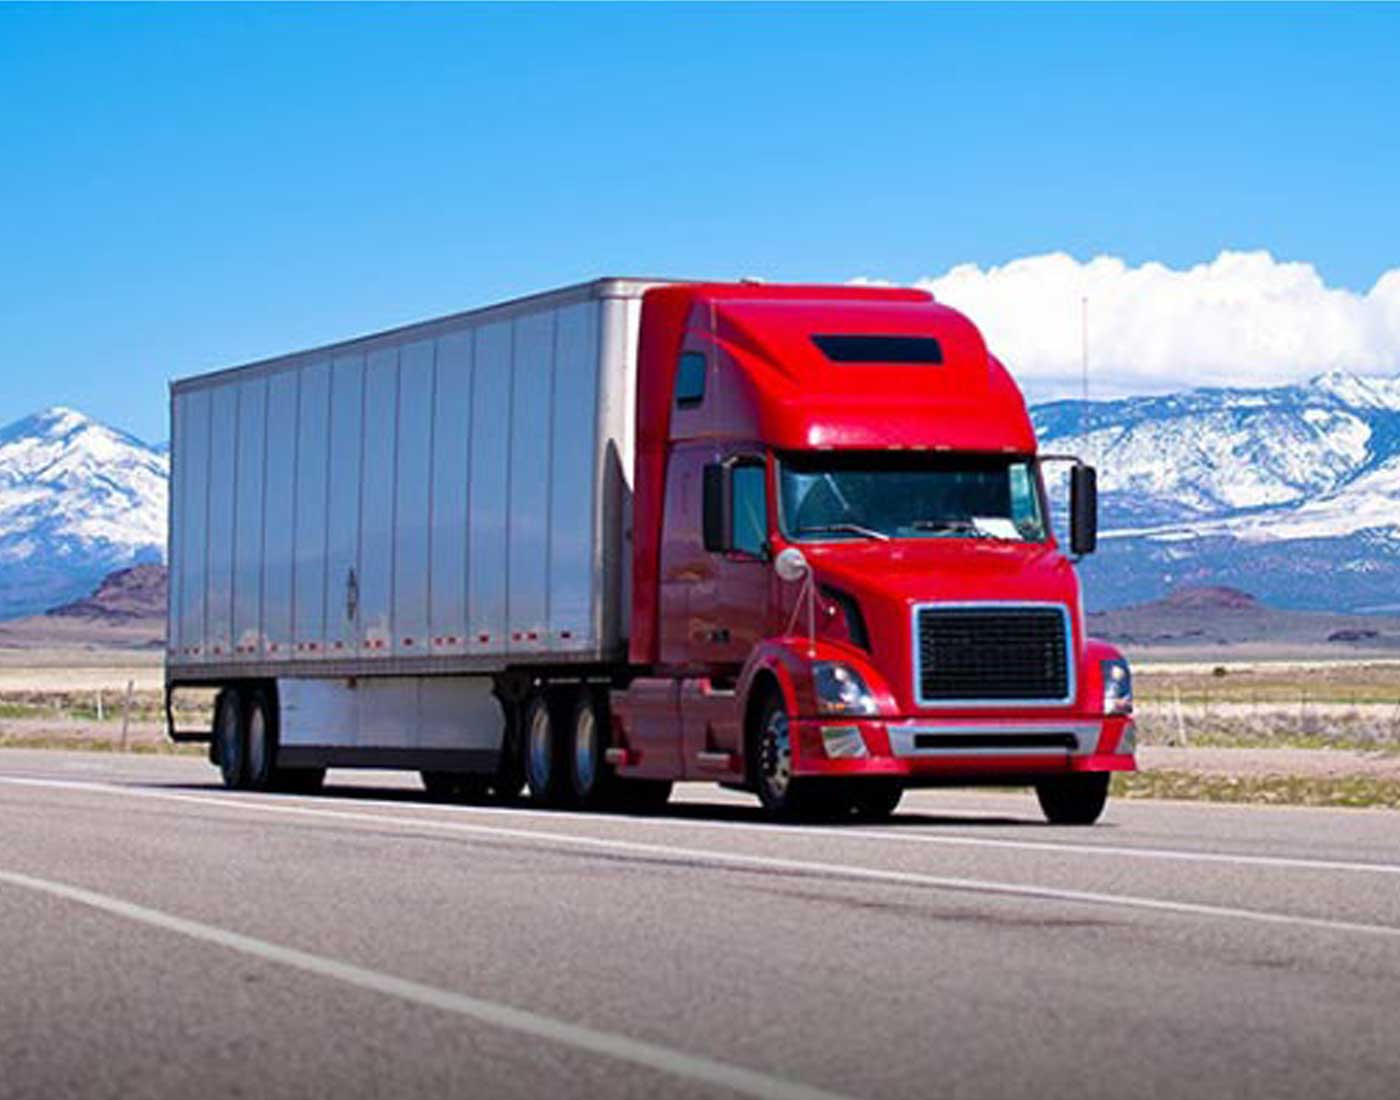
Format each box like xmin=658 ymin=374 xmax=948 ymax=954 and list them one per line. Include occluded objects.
xmin=802 ymin=538 xmax=1080 ymax=608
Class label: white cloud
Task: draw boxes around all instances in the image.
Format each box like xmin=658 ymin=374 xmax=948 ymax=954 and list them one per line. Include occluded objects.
xmin=882 ymin=251 xmax=1400 ymax=400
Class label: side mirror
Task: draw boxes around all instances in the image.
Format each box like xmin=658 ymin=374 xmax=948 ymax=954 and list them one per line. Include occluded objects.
xmin=702 ymin=464 xmax=732 ymax=552
xmin=1070 ymin=464 xmax=1098 ymax=556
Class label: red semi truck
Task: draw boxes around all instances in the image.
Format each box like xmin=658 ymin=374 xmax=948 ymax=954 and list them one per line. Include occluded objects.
xmin=166 ymin=279 xmax=1135 ymax=823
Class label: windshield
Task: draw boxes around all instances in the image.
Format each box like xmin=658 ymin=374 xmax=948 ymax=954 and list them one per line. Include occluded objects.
xmin=778 ymin=452 xmax=1048 ymax=542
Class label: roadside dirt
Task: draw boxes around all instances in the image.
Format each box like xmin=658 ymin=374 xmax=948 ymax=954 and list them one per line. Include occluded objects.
xmin=1138 ymin=745 xmax=1400 ymax=780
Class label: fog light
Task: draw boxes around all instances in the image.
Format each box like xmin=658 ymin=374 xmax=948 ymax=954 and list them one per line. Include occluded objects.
xmin=1117 ymin=721 xmax=1137 ymax=755
xmin=820 ymin=724 xmax=869 ymax=759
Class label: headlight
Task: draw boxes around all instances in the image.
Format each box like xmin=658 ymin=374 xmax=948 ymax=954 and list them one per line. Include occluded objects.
xmin=812 ymin=662 xmax=878 ymax=716
xmin=1102 ymin=658 xmax=1133 ymax=715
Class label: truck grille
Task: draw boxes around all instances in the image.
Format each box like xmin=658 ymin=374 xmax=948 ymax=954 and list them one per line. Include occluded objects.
xmin=914 ymin=605 xmax=1072 ymax=705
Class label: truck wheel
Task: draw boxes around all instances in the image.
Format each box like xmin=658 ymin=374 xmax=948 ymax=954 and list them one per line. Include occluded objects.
xmin=244 ymin=690 xmax=277 ymax=791
xmin=850 ymin=780 xmax=903 ymax=821
xmin=523 ymin=693 xmax=566 ymax=805
xmin=214 ymin=689 xmax=247 ymax=790
xmin=754 ymin=692 xmax=812 ymax=820
xmin=1036 ymin=773 xmax=1110 ymax=825
xmin=567 ymin=692 xmax=611 ymax=806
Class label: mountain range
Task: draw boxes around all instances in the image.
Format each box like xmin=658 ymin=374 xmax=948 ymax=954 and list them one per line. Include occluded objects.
xmin=0 ymin=408 xmax=166 ymax=621
xmin=1 ymin=371 xmax=1399 ymax=620
xmin=1033 ymin=371 xmax=1400 ymax=611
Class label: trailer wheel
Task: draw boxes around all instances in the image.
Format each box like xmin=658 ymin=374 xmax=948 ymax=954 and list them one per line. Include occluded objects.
xmin=523 ymin=692 xmax=566 ymax=805
xmin=244 ymin=690 xmax=277 ymax=791
xmin=1036 ymin=773 xmax=1110 ymax=826
xmin=567 ymin=691 xmax=612 ymax=806
xmin=214 ymin=689 xmax=247 ymax=790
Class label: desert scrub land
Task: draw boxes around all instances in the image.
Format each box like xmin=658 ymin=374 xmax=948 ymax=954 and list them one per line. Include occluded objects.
xmin=0 ymin=657 xmax=211 ymax=753
xmin=1126 ymin=660 xmax=1400 ymax=808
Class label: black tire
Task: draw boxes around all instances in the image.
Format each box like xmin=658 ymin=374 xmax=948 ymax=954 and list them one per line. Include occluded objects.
xmin=850 ymin=780 xmax=903 ymax=821
xmin=214 ymin=689 xmax=247 ymax=790
xmin=567 ymin=691 xmax=613 ymax=807
xmin=752 ymin=691 xmax=814 ymax=820
xmin=1036 ymin=773 xmax=1110 ymax=826
xmin=523 ymin=692 xmax=567 ymax=805
xmin=244 ymin=690 xmax=277 ymax=791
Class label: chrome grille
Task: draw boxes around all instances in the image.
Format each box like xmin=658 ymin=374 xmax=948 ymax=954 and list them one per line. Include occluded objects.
xmin=914 ymin=605 xmax=1071 ymax=705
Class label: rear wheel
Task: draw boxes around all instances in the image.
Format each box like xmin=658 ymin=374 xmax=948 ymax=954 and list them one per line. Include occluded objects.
xmin=214 ymin=689 xmax=247 ymax=790
xmin=244 ymin=691 xmax=276 ymax=791
xmin=523 ymin=692 xmax=567 ymax=805
xmin=1036 ymin=773 xmax=1110 ymax=825
xmin=567 ymin=691 xmax=612 ymax=807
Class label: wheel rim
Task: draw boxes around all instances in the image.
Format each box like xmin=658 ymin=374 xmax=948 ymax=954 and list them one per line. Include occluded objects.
xmin=761 ymin=708 xmax=792 ymax=798
xmin=527 ymin=704 xmax=553 ymax=790
xmin=573 ymin=706 xmax=597 ymax=794
xmin=247 ymin=704 xmax=269 ymax=783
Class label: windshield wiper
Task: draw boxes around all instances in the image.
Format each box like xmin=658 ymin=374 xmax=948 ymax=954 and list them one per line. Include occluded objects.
xmin=911 ymin=518 xmax=990 ymax=537
xmin=795 ymin=523 xmax=891 ymax=542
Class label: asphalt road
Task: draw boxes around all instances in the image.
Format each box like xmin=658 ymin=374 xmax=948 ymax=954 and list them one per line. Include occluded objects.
xmin=2 ymin=750 xmax=1398 ymax=1100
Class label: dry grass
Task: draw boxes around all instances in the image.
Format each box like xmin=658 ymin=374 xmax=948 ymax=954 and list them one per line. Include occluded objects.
xmin=1114 ymin=770 xmax=1400 ymax=810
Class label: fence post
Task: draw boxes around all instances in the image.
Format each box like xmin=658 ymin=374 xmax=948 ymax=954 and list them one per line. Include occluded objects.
xmin=120 ymin=680 xmax=134 ymax=752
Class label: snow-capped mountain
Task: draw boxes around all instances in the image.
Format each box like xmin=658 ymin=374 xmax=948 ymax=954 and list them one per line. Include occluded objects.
xmin=0 ymin=407 xmax=167 ymax=621
xmin=1035 ymin=372 xmax=1400 ymax=611
xmin=1 ymin=372 xmax=1398 ymax=623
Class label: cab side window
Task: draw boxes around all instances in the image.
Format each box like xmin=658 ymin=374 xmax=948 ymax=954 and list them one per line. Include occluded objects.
xmin=731 ymin=463 xmax=767 ymax=557
xmin=676 ymin=352 xmax=706 ymax=409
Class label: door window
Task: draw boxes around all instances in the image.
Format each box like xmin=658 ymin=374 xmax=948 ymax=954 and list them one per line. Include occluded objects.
xmin=731 ymin=464 xmax=768 ymax=557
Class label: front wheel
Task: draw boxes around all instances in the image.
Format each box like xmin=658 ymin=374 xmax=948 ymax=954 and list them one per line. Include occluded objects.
xmin=1036 ymin=773 xmax=1110 ymax=826
xmin=753 ymin=692 xmax=816 ymax=820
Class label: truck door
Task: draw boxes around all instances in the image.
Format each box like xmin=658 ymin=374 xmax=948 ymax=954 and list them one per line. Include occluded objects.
xmin=692 ymin=453 xmax=772 ymax=666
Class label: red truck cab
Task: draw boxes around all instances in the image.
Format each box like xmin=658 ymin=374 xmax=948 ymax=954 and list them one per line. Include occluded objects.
xmin=606 ymin=282 xmax=1135 ymax=823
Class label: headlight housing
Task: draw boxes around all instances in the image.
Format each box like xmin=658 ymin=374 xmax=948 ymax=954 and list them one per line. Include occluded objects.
xmin=812 ymin=662 xmax=879 ymax=716
xmin=1102 ymin=658 xmax=1133 ymax=715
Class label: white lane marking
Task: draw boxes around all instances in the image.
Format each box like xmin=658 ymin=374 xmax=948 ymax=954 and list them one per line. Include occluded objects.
xmin=10 ymin=770 xmax=1395 ymax=880
xmin=0 ymin=869 xmax=851 ymax=1100
xmin=4 ymin=777 xmax=1400 ymax=941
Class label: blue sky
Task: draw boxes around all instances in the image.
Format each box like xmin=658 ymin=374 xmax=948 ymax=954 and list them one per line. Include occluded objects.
xmin=2 ymin=3 xmax=1398 ymax=443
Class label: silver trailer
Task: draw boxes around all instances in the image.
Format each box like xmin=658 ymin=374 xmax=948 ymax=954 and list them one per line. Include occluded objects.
xmin=166 ymin=278 xmax=656 ymax=779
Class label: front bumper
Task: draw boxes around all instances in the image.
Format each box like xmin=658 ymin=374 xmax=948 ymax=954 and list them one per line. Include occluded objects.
xmin=790 ymin=714 xmax=1137 ymax=779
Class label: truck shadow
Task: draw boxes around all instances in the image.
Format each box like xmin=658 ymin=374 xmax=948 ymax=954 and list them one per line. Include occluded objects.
xmin=165 ymin=780 xmax=1041 ymax=828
